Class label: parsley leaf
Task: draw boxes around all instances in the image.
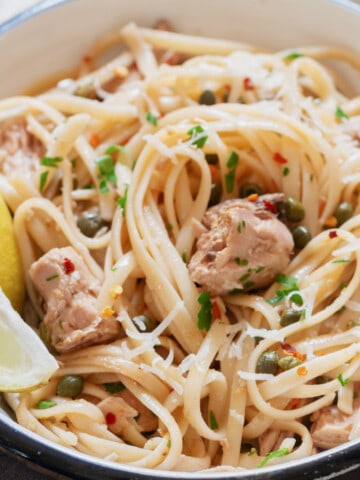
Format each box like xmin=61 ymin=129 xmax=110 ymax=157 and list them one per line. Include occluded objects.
xmin=337 ymin=373 xmax=350 ymax=387
xmin=117 ymin=183 xmax=129 ymax=216
xmin=39 ymin=171 xmax=49 ymax=192
xmin=187 ymin=125 xmax=208 ymax=148
xmin=224 ymin=151 xmax=239 ymax=193
xmin=267 ymin=274 xmax=303 ymax=306
xmin=209 ymin=410 xmax=219 ymax=430
xmin=105 ymin=145 xmax=127 ymax=156
xmin=103 ymin=381 xmax=126 ymax=393
xmin=283 ymin=51 xmax=303 ymax=61
xmin=197 ymin=291 xmax=212 ymax=331
xmin=95 ymin=154 xmax=117 ymax=193
xmin=257 ymin=447 xmax=289 ymax=468
xmin=36 ymin=400 xmax=56 ymax=409
xmin=40 ymin=156 xmax=63 ymax=167
xmin=335 ymin=106 xmax=349 ymax=121
xmin=145 ymin=111 xmax=158 ymax=126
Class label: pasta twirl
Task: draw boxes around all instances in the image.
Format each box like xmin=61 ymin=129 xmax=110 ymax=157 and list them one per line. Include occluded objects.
xmin=1 ymin=22 xmax=360 ymax=472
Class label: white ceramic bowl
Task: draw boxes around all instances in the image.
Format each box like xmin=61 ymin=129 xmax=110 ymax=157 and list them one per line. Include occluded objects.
xmin=1 ymin=1 xmax=360 ymax=479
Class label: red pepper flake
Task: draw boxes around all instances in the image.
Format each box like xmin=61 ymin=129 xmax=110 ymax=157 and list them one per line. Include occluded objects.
xmin=243 ymin=77 xmax=255 ymax=91
xmin=329 ymin=230 xmax=338 ymax=239
xmin=83 ymin=55 xmax=92 ymax=63
xmin=273 ymin=152 xmax=288 ymax=164
xmin=105 ymin=412 xmax=116 ymax=425
xmin=263 ymin=199 xmax=277 ymax=213
xmin=289 ymin=398 xmax=300 ymax=409
xmin=281 ymin=343 xmax=305 ymax=361
xmin=212 ymin=301 xmax=222 ymax=320
xmin=63 ymin=257 xmax=75 ymax=275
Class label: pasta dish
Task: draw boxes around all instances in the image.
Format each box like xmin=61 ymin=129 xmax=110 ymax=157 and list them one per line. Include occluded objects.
xmin=2 ymin=21 xmax=360 ymax=472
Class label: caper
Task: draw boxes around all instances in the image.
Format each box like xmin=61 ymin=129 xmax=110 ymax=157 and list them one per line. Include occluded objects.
xmin=334 ymin=202 xmax=354 ymax=226
xmin=56 ymin=375 xmax=84 ymax=398
xmin=280 ymin=308 xmax=302 ymax=327
xmin=38 ymin=321 xmax=51 ymax=346
xmin=256 ymin=351 xmax=279 ymax=374
xmin=208 ymin=182 xmax=222 ymax=207
xmin=278 ymin=356 xmax=302 ymax=371
xmin=205 ymin=153 xmax=219 ymax=165
xmin=239 ymin=182 xmax=263 ymax=198
xmin=291 ymin=225 xmax=311 ymax=249
xmin=77 ymin=209 xmax=105 ymax=237
xmin=284 ymin=197 xmax=305 ymax=222
xmin=73 ymin=82 xmax=97 ymax=99
xmin=132 ymin=314 xmax=157 ymax=333
xmin=199 ymin=89 xmax=216 ymax=105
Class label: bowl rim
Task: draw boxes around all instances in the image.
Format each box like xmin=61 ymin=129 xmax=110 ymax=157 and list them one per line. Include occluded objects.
xmin=1 ymin=0 xmax=360 ymax=478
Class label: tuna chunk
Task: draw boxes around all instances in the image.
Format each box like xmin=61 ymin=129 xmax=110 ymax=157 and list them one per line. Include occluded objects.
xmin=188 ymin=194 xmax=294 ymax=295
xmin=0 ymin=119 xmax=45 ymax=177
xmin=310 ymin=400 xmax=360 ymax=449
xmin=29 ymin=247 xmax=120 ymax=352
xmin=98 ymin=389 xmax=158 ymax=434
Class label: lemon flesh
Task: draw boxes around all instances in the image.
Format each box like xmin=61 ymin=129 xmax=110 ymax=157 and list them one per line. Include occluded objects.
xmin=0 ymin=195 xmax=25 ymax=312
xmin=0 ymin=288 xmax=58 ymax=392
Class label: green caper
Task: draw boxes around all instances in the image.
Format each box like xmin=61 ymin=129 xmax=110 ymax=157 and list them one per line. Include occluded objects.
xmin=73 ymin=82 xmax=97 ymax=99
xmin=205 ymin=153 xmax=219 ymax=165
xmin=278 ymin=356 xmax=302 ymax=371
xmin=132 ymin=314 xmax=157 ymax=333
xmin=334 ymin=202 xmax=354 ymax=226
xmin=256 ymin=351 xmax=279 ymax=374
xmin=239 ymin=182 xmax=263 ymax=198
xmin=77 ymin=209 xmax=105 ymax=237
xmin=199 ymin=89 xmax=216 ymax=105
xmin=284 ymin=197 xmax=305 ymax=222
xmin=280 ymin=308 xmax=303 ymax=327
xmin=291 ymin=225 xmax=311 ymax=249
xmin=208 ymin=182 xmax=222 ymax=207
xmin=56 ymin=375 xmax=84 ymax=398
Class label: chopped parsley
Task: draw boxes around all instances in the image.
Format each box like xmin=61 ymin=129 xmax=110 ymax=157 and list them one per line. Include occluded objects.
xmin=209 ymin=410 xmax=219 ymax=430
xmin=197 ymin=291 xmax=212 ymax=331
xmin=145 ymin=111 xmax=158 ymax=126
xmin=267 ymin=274 xmax=303 ymax=306
xmin=335 ymin=106 xmax=349 ymax=121
xmin=282 ymin=166 xmax=290 ymax=177
xmin=39 ymin=171 xmax=49 ymax=192
xmin=40 ymin=156 xmax=63 ymax=167
xmin=224 ymin=151 xmax=239 ymax=193
xmin=105 ymin=145 xmax=127 ymax=156
xmin=117 ymin=183 xmax=129 ymax=216
xmin=36 ymin=400 xmax=56 ymax=409
xmin=337 ymin=373 xmax=350 ymax=387
xmin=283 ymin=51 xmax=304 ymax=61
xmin=332 ymin=259 xmax=351 ymax=264
xmin=235 ymin=258 xmax=248 ymax=266
xmin=237 ymin=220 xmax=246 ymax=233
xmin=182 ymin=251 xmax=187 ymax=263
xmin=46 ymin=273 xmax=60 ymax=281
xmin=95 ymin=154 xmax=117 ymax=194
xmin=187 ymin=125 xmax=208 ymax=148
xmin=257 ymin=447 xmax=289 ymax=468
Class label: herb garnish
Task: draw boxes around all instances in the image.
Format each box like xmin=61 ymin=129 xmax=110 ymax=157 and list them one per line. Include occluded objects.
xmin=335 ymin=106 xmax=349 ymax=121
xmin=267 ymin=274 xmax=303 ymax=306
xmin=41 ymin=156 xmax=63 ymax=167
xmin=46 ymin=274 xmax=60 ymax=282
xmin=39 ymin=171 xmax=49 ymax=192
xmin=95 ymin=154 xmax=117 ymax=193
xmin=337 ymin=373 xmax=350 ymax=387
xmin=224 ymin=151 xmax=239 ymax=193
xmin=197 ymin=291 xmax=213 ymax=331
xmin=282 ymin=166 xmax=290 ymax=177
xmin=283 ymin=52 xmax=304 ymax=61
xmin=36 ymin=400 xmax=56 ymax=409
xmin=187 ymin=125 xmax=208 ymax=148
xmin=257 ymin=448 xmax=289 ymax=468
xmin=209 ymin=410 xmax=219 ymax=430
xmin=117 ymin=183 xmax=129 ymax=216
xmin=145 ymin=111 xmax=158 ymax=126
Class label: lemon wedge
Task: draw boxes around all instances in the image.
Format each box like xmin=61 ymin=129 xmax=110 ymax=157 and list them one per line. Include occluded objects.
xmin=0 ymin=195 xmax=25 ymax=312
xmin=0 ymin=288 xmax=58 ymax=392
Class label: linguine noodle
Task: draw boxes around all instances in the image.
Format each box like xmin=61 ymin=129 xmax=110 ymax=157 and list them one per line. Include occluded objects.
xmin=2 ymin=22 xmax=360 ymax=471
